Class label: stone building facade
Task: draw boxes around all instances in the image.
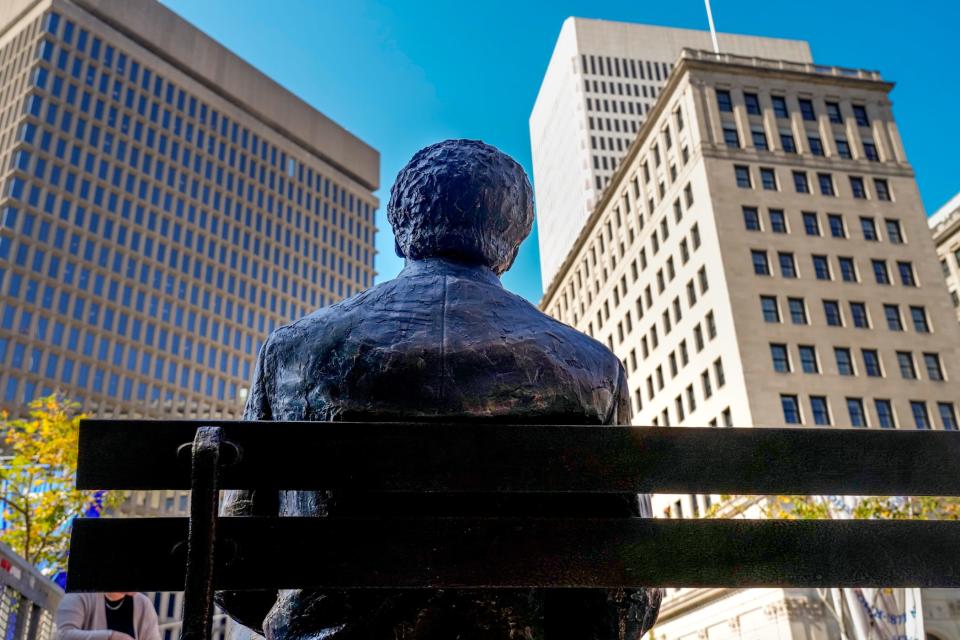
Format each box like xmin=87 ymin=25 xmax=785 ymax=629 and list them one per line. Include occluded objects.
xmin=539 ymin=48 xmax=960 ymax=639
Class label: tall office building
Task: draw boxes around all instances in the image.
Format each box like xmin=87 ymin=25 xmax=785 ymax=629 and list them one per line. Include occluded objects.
xmin=929 ymin=192 xmax=960 ymax=322
xmin=0 ymin=2 xmax=378 ymax=637
xmin=0 ymin=0 xmax=379 ymax=422
xmin=530 ymin=18 xmax=812 ymax=290
xmin=539 ymin=48 xmax=960 ymax=639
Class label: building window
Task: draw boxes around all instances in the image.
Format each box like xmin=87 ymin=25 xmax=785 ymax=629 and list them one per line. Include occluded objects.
xmin=717 ymin=89 xmax=733 ymax=113
xmin=938 ymin=403 xmax=958 ymax=431
xmin=770 ymin=343 xmax=790 ymax=372
xmin=885 ymin=219 xmax=904 ymax=244
xmin=850 ymin=177 xmax=867 ymax=199
xmin=863 ymin=141 xmax=880 ymax=161
xmin=793 ymin=171 xmax=810 ymax=193
xmin=861 ymin=350 xmax=881 ymax=378
xmin=743 ymin=206 xmax=761 ymax=231
xmin=826 ymin=102 xmax=843 ymax=124
xmin=860 ymin=216 xmax=878 ymax=240
xmin=714 ymin=358 xmax=725 ymax=386
xmin=836 ymin=138 xmax=852 ymax=159
xmin=897 ymin=261 xmax=916 ymax=286
xmin=799 ymin=99 xmax=816 ymax=122
xmin=847 ymin=398 xmax=867 ymax=427
xmin=752 ymin=127 xmax=768 ymax=151
xmin=752 ymin=250 xmax=770 ymax=276
xmin=835 ymin=347 xmax=854 ymax=375
xmin=911 ymin=401 xmax=931 ymax=429
xmin=724 ymin=126 xmax=741 ymax=149
xmin=802 ymin=212 xmax=820 ymax=236
xmin=853 ymin=104 xmax=870 ymax=127
xmin=744 ymin=92 xmax=761 ymax=115
xmin=838 ymin=257 xmax=857 ymax=282
xmin=810 ymin=396 xmax=831 ymax=425
xmin=798 ymin=345 xmax=819 ymax=374
xmin=818 ymin=173 xmax=835 ymax=196
xmin=735 ymin=165 xmax=751 ymax=188
xmin=824 ymin=300 xmax=843 ymax=326
xmin=808 ymin=135 xmax=824 ymax=156
xmin=827 ymin=214 xmax=846 ymax=238
xmin=756 ymin=168 xmax=777 ymax=191
xmin=813 ymin=255 xmax=832 ymax=280
xmin=782 ymin=394 xmax=802 ymax=424
xmin=874 ymin=178 xmax=891 ymax=201
xmin=897 ymin=351 xmax=917 ymax=379
xmin=779 ymin=252 xmax=797 ymax=278
xmin=884 ymin=304 xmax=903 ymax=331
xmin=780 ymin=132 xmax=797 ymax=153
xmin=788 ymin=297 xmax=807 ymax=325
xmin=769 ymin=209 xmax=787 ymax=233
xmin=772 ymin=96 xmax=788 ymax=118
xmin=875 ymin=399 xmax=896 ymax=428
xmin=923 ymin=353 xmax=944 ymax=381
xmin=761 ymin=296 xmax=780 ymax=323
xmin=910 ymin=306 xmax=930 ymax=333
xmin=850 ymin=302 xmax=869 ymax=328
xmin=872 ymin=260 xmax=890 ymax=285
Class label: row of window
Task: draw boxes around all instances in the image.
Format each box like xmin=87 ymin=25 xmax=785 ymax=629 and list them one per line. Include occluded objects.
xmin=759 ymin=296 xmax=932 ymax=333
xmin=769 ymin=343 xmax=945 ymax=382
xmin=742 ymin=205 xmax=905 ymax=243
xmin=750 ymin=250 xmax=918 ymax=287
xmin=721 ymin=119 xmax=879 ymax=161
xmin=780 ymin=394 xmax=956 ymax=430
xmin=734 ymin=165 xmax=892 ymax=201
xmin=581 ymin=54 xmax=672 ymax=83
xmin=717 ymin=89 xmax=871 ymax=127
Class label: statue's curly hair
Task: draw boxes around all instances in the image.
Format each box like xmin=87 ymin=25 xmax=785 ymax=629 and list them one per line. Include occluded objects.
xmin=387 ymin=139 xmax=534 ymax=275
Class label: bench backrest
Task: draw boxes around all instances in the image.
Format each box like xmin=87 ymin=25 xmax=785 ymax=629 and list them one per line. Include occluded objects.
xmin=67 ymin=421 xmax=960 ymax=640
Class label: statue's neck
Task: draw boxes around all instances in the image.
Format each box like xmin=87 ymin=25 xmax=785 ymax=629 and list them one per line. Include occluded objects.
xmin=399 ymin=257 xmax=502 ymax=287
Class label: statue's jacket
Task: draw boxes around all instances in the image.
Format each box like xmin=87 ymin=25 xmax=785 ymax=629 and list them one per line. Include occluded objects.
xmin=220 ymin=257 xmax=661 ymax=640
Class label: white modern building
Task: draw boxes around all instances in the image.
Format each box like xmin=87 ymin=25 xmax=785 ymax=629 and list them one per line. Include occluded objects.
xmin=530 ymin=18 xmax=812 ymax=290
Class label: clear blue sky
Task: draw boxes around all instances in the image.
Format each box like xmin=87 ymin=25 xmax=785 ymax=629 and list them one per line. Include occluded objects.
xmin=163 ymin=0 xmax=960 ymax=304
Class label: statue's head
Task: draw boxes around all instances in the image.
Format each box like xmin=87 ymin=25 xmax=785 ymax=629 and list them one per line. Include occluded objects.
xmin=387 ymin=139 xmax=534 ymax=275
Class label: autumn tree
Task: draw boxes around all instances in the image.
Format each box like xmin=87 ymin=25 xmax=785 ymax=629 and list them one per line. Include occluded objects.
xmin=0 ymin=394 xmax=121 ymax=573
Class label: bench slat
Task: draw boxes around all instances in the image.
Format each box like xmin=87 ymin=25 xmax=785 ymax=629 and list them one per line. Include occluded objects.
xmin=66 ymin=517 xmax=960 ymax=592
xmin=77 ymin=420 xmax=960 ymax=495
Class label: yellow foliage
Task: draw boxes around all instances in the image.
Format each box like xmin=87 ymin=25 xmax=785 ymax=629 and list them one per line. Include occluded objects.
xmin=0 ymin=395 xmax=122 ymax=573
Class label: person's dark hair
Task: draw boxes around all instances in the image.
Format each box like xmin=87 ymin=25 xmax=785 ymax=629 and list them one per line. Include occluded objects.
xmin=387 ymin=139 xmax=534 ymax=275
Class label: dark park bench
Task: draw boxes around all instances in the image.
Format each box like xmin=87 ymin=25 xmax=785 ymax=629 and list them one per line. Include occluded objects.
xmin=67 ymin=420 xmax=960 ymax=640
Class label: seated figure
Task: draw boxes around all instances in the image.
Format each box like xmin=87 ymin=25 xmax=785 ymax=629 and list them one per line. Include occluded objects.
xmin=218 ymin=139 xmax=662 ymax=639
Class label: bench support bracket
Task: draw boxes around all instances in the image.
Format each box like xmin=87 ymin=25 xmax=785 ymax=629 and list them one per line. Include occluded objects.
xmin=181 ymin=426 xmax=222 ymax=640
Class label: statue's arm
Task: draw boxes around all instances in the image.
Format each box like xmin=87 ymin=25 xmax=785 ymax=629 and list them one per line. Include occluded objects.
xmin=214 ymin=338 xmax=280 ymax=634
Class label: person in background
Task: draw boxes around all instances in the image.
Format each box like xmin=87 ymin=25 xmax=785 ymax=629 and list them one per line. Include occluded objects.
xmin=56 ymin=592 xmax=161 ymax=640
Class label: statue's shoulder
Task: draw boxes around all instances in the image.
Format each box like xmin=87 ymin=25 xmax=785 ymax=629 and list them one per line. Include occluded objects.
xmin=261 ymin=281 xmax=393 ymax=353
xmin=499 ymin=287 xmax=623 ymax=372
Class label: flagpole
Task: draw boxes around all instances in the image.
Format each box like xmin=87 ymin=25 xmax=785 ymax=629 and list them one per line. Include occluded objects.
xmin=704 ymin=0 xmax=720 ymax=53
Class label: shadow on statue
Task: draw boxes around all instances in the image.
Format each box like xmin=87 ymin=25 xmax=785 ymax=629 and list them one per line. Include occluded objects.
xmin=216 ymin=140 xmax=662 ymax=639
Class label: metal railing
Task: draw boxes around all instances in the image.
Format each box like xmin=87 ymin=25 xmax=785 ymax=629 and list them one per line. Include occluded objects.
xmin=0 ymin=541 xmax=62 ymax=640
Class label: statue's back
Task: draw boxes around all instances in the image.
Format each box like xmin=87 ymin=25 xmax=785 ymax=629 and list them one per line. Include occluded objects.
xmin=219 ymin=140 xmax=661 ymax=640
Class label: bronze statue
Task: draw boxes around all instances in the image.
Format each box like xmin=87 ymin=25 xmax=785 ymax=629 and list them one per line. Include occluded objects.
xmin=218 ymin=139 xmax=662 ymax=639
